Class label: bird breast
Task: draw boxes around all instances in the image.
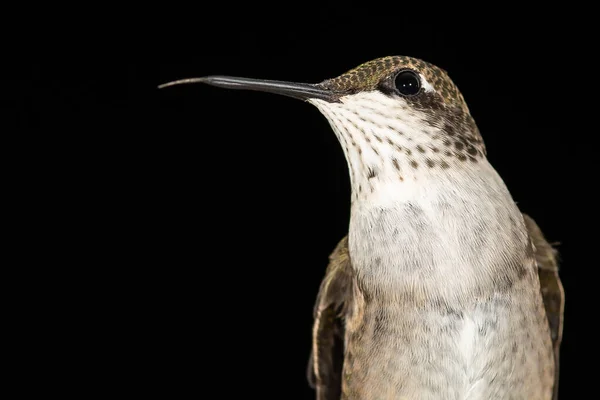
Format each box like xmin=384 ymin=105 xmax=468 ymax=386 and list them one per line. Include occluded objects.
xmin=346 ymin=157 xmax=534 ymax=305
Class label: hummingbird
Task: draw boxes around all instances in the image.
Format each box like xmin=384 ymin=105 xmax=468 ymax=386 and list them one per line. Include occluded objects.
xmin=159 ymin=56 xmax=564 ymax=400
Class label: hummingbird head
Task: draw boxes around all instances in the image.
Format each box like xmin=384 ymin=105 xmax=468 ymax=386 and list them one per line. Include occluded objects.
xmin=160 ymin=56 xmax=487 ymax=203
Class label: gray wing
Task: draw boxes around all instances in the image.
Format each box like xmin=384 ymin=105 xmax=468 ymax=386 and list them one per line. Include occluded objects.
xmin=307 ymin=237 xmax=352 ymax=400
xmin=523 ymin=214 xmax=565 ymax=400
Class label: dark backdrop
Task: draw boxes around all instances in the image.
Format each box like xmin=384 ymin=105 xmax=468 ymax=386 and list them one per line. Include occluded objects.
xmin=26 ymin=7 xmax=595 ymax=398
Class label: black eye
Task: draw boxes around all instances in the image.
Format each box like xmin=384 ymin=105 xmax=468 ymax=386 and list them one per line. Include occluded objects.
xmin=394 ymin=70 xmax=421 ymax=96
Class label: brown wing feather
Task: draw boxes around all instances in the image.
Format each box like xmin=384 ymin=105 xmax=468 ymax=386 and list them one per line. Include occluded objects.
xmin=308 ymin=237 xmax=352 ymax=400
xmin=523 ymin=214 xmax=565 ymax=400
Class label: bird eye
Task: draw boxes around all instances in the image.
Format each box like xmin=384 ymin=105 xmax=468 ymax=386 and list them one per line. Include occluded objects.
xmin=394 ymin=71 xmax=421 ymax=96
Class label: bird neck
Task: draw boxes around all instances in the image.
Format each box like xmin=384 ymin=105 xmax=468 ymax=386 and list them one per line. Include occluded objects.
xmin=347 ymin=156 xmax=493 ymax=207
xmin=346 ymin=159 xmax=532 ymax=305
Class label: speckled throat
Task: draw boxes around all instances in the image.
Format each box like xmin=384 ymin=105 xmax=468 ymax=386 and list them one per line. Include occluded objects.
xmin=309 ymin=89 xmax=485 ymax=203
xmin=302 ymin=56 xmax=486 ymax=203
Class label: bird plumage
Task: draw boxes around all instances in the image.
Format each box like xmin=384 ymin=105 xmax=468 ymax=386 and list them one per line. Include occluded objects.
xmin=159 ymin=55 xmax=565 ymax=400
xmin=305 ymin=57 xmax=563 ymax=399
xmin=308 ymin=217 xmax=563 ymax=399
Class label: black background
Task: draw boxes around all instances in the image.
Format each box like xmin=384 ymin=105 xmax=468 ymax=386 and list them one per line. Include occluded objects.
xmin=24 ymin=6 xmax=596 ymax=398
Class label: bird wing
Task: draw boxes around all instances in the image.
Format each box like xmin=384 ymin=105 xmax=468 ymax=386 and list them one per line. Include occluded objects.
xmin=308 ymin=236 xmax=353 ymax=400
xmin=523 ymin=213 xmax=565 ymax=400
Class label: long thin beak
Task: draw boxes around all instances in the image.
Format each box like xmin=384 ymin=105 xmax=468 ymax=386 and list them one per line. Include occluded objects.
xmin=158 ymin=76 xmax=338 ymax=102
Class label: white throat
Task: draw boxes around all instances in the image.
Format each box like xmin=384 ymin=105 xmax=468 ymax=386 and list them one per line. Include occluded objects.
xmin=310 ymin=91 xmax=484 ymax=204
xmin=310 ymin=91 xmax=530 ymax=302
